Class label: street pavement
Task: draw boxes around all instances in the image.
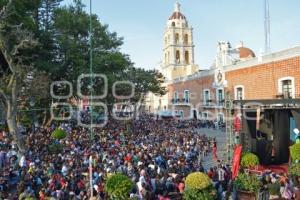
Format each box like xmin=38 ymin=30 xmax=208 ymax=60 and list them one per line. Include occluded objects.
xmin=196 ymin=128 xmax=228 ymax=170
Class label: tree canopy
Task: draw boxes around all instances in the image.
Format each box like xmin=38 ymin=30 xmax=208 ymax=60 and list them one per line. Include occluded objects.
xmin=0 ymin=0 xmax=166 ymax=152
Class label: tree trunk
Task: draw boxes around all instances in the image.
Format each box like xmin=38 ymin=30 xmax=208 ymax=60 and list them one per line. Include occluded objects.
xmin=6 ymin=79 xmax=26 ymax=154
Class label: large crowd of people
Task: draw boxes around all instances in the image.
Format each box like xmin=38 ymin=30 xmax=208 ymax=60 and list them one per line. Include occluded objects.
xmin=0 ymin=115 xmax=227 ymax=199
xmin=2 ymin=114 xmax=300 ymax=199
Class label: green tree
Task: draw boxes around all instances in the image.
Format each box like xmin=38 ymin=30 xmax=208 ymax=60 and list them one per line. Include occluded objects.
xmin=0 ymin=0 xmax=41 ymax=153
xmin=116 ymin=67 xmax=166 ymax=116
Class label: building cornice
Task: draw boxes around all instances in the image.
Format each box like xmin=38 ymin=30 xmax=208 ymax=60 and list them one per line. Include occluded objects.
xmin=169 ymin=46 xmax=300 ymax=85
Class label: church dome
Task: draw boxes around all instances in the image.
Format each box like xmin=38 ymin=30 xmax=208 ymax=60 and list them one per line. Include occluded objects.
xmin=169 ymin=12 xmax=186 ymax=20
xmin=169 ymin=2 xmax=186 ymax=21
xmin=238 ymin=47 xmax=256 ymax=58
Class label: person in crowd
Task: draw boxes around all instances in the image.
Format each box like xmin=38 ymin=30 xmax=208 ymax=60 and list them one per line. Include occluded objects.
xmin=0 ymin=115 xmax=218 ymax=199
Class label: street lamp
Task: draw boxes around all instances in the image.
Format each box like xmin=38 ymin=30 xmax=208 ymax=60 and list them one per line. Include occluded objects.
xmin=29 ymin=97 xmax=36 ymax=133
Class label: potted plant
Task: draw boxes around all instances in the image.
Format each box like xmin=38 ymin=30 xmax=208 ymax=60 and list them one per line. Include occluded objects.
xmin=183 ymin=172 xmax=216 ymax=200
xmin=290 ymin=143 xmax=300 ymax=162
xmin=105 ymin=173 xmax=134 ymax=199
xmin=268 ymin=183 xmax=280 ymax=199
xmin=289 ymin=163 xmax=300 ymax=177
xmin=51 ymin=129 xmax=67 ymax=140
xmin=234 ymin=173 xmax=260 ymax=200
xmin=289 ymin=163 xmax=300 ymax=188
xmin=241 ymin=152 xmax=259 ymax=169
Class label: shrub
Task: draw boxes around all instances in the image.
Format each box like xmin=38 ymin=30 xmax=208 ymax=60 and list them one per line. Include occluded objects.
xmin=234 ymin=173 xmax=260 ymax=193
xmin=290 ymin=143 xmax=300 ymax=162
xmin=51 ymin=129 xmax=67 ymax=140
xmin=184 ymin=172 xmax=216 ymax=200
xmin=105 ymin=173 xmax=133 ymax=199
xmin=185 ymin=172 xmax=211 ymax=190
xmin=241 ymin=153 xmax=259 ymax=168
xmin=48 ymin=143 xmax=63 ymax=154
xmin=268 ymin=183 xmax=280 ymax=196
xmin=183 ymin=185 xmax=216 ymax=200
xmin=289 ymin=163 xmax=300 ymax=176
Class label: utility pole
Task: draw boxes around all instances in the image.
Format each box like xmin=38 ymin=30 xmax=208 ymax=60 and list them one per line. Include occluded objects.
xmin=89 ymin=0 xmax=94 ymax=198
xmin=264 ymin=0 xmax=271 ymax=54
xmin=225 ymin=93 xmax=234 ymax=164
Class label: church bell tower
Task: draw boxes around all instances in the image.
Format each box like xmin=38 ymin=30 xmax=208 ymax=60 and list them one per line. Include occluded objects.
xmin=161 ymin=2 xmax=198 ymax=81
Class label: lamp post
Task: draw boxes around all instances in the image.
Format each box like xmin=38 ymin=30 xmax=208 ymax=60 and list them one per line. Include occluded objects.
xmin=29 ymin=97 xmax=36 ymax=133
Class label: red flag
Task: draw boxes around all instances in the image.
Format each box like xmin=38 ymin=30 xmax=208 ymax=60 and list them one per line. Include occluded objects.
xmin=232 ymin=145 xmax=243 ymax=179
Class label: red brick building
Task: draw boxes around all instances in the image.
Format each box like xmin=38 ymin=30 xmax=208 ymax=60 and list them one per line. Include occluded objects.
xmin=168 ymin=46 xmax=300 ymax=121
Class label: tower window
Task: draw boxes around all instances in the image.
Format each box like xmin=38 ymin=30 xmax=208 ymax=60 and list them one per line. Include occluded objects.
xmin=175 ymin=33 xmax=179 ymax=44
xmin=165 ymin=53 xmax=167 ymax=64
xmin=176 ymin=51 xmax=180 ymax=64
xmin=185 ymin=51 xmax=189 ymax=64
xmin=184 ymin=34 xmax=188 ymax=45
xmin=172 ymin=22 xmax=175 ymax=27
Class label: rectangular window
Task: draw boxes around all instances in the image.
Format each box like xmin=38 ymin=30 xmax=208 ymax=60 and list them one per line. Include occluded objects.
xmin=282 ymin=80 xmax=292 ymax=99
xmin=236 ymin=87 xmax=243 ymax=100
xmin=174 ymin=92 xmax=178 ymax=103
xmin=204 ymin=90 xmax=210 ymax=106
xmin=217 ymin=89 xmax=224 ymax=106
xmin=184 ymin=90 xmax=190 ymax=103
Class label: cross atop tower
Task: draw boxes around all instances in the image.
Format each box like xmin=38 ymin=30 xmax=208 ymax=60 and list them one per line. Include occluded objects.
xmin=174 ymin=1 xmax=181 ymax=12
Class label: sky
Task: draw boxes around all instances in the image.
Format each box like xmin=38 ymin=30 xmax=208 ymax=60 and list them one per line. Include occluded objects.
xmin=63 ymin=0 xmax=300 ymax=70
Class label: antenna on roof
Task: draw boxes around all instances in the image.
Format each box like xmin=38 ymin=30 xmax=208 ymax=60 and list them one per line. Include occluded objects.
xmin=264 ymin=0 xmax=271 ymax=54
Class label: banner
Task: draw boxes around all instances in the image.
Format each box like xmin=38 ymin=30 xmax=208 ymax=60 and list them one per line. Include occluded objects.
xmin=232 ymin=145 xmax=243 ymax=179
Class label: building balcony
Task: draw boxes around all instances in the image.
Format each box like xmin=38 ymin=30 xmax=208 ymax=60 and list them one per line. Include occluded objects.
xmin=171 ymin=98 xmax=190 ymax=105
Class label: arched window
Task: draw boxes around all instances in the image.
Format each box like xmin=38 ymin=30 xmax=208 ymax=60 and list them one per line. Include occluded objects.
xmin=167 ymin=51 xmax=170 ymax=63
xmin=175 ymin=33 xmax=179 ymax=44
xmin=184 ymin=34 xmax=189 ymax=44
xmin=172 ymin=22 xmax=175 ymax=27
xmin=176 ymin=50 xmax=180 ymax=64
xmin=185 ymin=51 xmax=189 ymax=64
